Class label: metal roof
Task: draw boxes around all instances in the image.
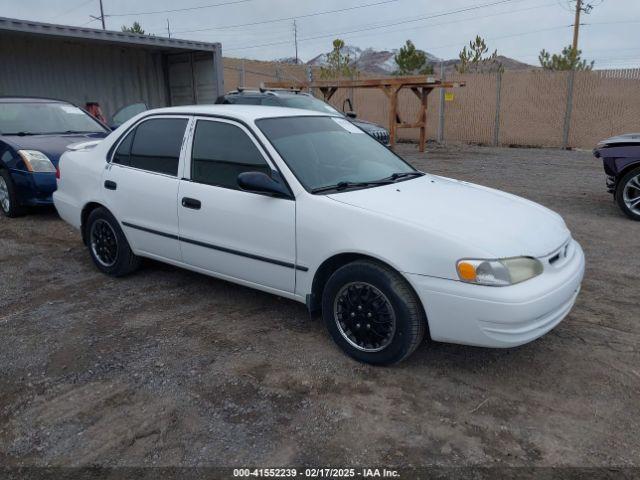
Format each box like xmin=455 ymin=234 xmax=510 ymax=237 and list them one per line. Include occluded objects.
xmin=0 ymin=16 xmax=220 ymax=52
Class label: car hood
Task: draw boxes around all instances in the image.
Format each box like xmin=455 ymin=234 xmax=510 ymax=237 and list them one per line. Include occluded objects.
xmin=597 ymin=133 xmax=640 ymax=146
xmin=327 ymin=175 xmax=570 ymax=258
xmin=2 ymin=132 xmax=108 ymax=165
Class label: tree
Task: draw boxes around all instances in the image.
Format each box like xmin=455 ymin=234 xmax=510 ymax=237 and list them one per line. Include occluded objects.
xmin=121 ymin=22 xmax=145 ymax=34
xmin=539 ymin=45 xmax=594 ymax=71
xmin=456 ymin=35 xmax=503 ymax=73
xmin=319 ymin=39 xmax=357 ymax=79
xmin=393 ymin=40 xmax=434 ymax=76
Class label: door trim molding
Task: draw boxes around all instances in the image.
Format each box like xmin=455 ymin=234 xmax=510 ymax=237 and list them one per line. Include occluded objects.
xmin=121 ymin=221 xmax=308 ymax=272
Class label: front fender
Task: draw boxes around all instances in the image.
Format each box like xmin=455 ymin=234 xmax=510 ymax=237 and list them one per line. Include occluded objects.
xmin=295 ymin=194 xmax=487 ymax=297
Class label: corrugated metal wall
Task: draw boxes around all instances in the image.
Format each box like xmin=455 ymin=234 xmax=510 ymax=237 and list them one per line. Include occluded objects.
xmin=0 ymin=33 xmax=168 ymax=120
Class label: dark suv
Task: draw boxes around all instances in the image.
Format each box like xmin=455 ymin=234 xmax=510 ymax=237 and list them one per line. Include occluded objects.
xmin=217 ymin=89 xmax=390 ymax=146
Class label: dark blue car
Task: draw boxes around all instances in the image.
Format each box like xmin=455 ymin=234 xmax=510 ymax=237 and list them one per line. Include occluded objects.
xmin=593 ymin=133 xmax=640 ymax=221
xmin=0 ymin=97 xmax=110 ymax=217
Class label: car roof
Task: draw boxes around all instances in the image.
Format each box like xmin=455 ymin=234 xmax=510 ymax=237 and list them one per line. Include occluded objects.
xmin=0 ymin=96 xmax=69 ymax=104
xmin=225 ymin=90 xmax=310 ymax=98
xmin=145 ymin=104 xmax=337 ymax=122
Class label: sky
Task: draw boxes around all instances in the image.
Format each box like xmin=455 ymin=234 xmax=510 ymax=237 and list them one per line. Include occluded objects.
xmin=1 ymin=0 xmax=639 ymax=68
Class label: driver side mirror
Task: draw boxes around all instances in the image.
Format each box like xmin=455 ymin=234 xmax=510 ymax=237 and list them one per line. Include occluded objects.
xmin=237 ymin=171 xmax=290 ymax=198
xmin=345 ymin=111 xmax=357 ymax=119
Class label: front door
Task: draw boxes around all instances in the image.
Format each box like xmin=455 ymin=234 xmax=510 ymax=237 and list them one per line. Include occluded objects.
xmin=178 ymin=117 xmax=296 ymax=293
xmin=103 ymin=115 xmax=190 ymax=261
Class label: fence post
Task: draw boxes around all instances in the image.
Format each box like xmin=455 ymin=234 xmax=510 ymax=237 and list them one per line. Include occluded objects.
xmin=562 ymin=69 xmax=576 ymax=149
xmin=240 ymin=59 xmax=245 ymax=88
xmin=438 ymin=61 xmax=445 ymax=143
xmin=493 ymin=70 xmax=502 ymax=147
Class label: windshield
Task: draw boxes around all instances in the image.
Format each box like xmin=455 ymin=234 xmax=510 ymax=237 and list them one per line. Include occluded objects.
xmin=278 ymin=96 xmax=341 ymax=115
xmin=257 ymin=116 xmax=416 ymax=192
xmin=0 ymin=102 xmax=108 ymax=135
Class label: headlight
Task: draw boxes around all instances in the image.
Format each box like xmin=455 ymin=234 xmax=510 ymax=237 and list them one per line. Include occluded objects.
xmin=18 ymin=150 xmax=56 ymax=173
xmin=456 ymin=257 xmax=543 ymax=286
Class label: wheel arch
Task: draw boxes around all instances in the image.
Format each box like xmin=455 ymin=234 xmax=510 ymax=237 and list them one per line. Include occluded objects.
xmin=308 ymin=252 xmax=426 ymax=320
xmin=80 ymin=201 xmax=109 ymax=245
xmin=616 ymin=161 xmax=640 ymax=185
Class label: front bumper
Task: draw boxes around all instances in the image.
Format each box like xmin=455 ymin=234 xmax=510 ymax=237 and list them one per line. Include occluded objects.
xmin=10 ymin=169 xmax=56 ymax=206
xmin=406 ymin=239 xmax=585 ymax=348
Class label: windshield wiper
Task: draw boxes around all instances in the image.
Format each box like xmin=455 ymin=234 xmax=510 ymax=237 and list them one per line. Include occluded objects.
xmin=4 ymin=131 xmax=39 ymax=136
xmin=59 ymin=130 xmax=102 ymax=134
xmin=386 ymin=171 xmax=425 ymax=182
xmin=311 ymin=179 xmax=394 ymax=194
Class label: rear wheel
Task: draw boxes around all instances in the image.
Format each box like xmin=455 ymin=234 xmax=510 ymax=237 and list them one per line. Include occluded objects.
xmin=615 ymin=167 xmax=640 ymax=221
xmin=86 ymin=207 xmax=140 ymax=276
xmin=322 ymin=260 xmax=426 ymax=365
xmin=0 ymin=170 xmax=25 ymax=218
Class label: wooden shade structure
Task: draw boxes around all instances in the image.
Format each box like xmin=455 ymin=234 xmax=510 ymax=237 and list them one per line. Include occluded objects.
xmin=262 ymin=76 xmax=465 ymax=152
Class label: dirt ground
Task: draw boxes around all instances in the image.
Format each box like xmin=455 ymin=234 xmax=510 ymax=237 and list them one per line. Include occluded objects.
xmin=0 ymin=144 xmax=638 ymax=471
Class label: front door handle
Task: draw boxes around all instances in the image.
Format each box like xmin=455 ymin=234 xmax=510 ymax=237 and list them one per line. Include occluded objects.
xmin=181 ymin=197 xmax=201 ymax=210
xmin=104 ymin=180 xmax=117 ymax=190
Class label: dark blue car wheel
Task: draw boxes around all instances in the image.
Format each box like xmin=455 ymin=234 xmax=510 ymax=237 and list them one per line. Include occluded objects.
xmin=0 ymin=170 xmax=25 ymax=218
xmin=616 ymin=166 xmax=640 ymax=221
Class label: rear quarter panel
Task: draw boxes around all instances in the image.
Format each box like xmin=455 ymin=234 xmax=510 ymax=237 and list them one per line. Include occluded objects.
xmin=53 ymin=148 xmax=107 ymax=229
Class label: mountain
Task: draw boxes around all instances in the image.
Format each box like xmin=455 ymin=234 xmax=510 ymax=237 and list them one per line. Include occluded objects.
xmin=307 ymin=46 xmax=439 ymax=75
xmin=304 ymin=45 xmax=534 ymax=75
xmin=274 ymin=56 xmax=305 ymax=65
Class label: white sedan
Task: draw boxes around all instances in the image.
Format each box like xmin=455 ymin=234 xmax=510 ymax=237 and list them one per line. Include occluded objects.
xmin=54 ymin=105 xmax=585 ymax=365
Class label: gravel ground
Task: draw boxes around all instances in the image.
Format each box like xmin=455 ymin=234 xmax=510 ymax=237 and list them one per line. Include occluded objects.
xmin=0 ymin=144 xmax=638 ymax=470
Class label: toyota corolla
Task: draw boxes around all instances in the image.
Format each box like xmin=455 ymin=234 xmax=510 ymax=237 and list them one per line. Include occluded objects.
xmin=53 ymin=105 xmax=585 ymax=365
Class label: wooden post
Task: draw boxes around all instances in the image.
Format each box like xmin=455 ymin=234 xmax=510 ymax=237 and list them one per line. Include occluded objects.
xmin=419 ymin=88 xmax=428 ymax=153
xmin=386 ymin=85 xmax=401 ymax=149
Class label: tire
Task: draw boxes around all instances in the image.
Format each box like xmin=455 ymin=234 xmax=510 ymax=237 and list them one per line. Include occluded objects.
xmin=322 ymin=260 xmax=426 ymax=365
xmin=0 ymin=170 xmax=26 ymax=218
xmin=85 ymin=207 xmax=140 ymax=276
xmin=615 ymin=166 xmax=640 ymax=221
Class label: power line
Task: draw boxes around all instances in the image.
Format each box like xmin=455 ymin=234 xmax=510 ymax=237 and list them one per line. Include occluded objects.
xmin=265 ymin=1 xmax=557 ymax=49
xmin=227 ymin=22 xmax=571 ymax=53
xmin=224 ymin=0 xmax=529 ymax=51
xmin=48 ymin=0 xmax=94 ymax=20
xmin=106 ymin=0 xmax=256 ymax=17
xmin=159 ymin=0 xmax=400 ymax=35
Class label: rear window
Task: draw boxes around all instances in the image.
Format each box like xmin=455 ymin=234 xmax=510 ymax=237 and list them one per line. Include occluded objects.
xmin=225 ymin=96 xmax=262 ymax=105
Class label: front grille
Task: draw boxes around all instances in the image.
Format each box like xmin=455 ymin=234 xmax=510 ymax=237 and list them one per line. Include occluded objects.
xmin=547 ymin=240 xmax=572 ymax=268
xmin=369 ymin=130 xmax=390 ymax=145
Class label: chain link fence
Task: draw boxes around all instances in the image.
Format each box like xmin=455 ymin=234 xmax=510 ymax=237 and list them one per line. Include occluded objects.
xmin=223 ymin=58 xmax=640 ymax=150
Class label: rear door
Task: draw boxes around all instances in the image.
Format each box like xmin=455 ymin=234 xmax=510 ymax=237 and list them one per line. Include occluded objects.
xmin=177 ymin=117 xmax=296 ymax=293
xmin=103 ymin=115 xmax=191 ymax=261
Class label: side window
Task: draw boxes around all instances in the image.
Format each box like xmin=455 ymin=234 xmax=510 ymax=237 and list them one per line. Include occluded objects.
xmin=112 ymin=129 xmax=134 ymax=166
xmin=191 ymin=121 xmax=271 ymax=190
xmin=129 ymin=118 xmax=187 ymax=176
xmin=261 ymin=97 xmax=280 ymax=107
xmin=228 ymin=96 xmax=261 ymax=105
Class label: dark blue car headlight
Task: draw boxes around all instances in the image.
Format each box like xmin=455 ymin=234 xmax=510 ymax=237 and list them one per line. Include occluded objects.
xmin=18 ymin=150 xmax=56 ymax=173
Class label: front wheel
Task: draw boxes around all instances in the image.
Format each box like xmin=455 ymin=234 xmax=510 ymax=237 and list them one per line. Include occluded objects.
xmin=322 ymin=260 xmax=427 ymax=365
xmin=616 ymin=167 xmax=640 ymax=221
xmin=0 ymin=170 xmax=25 ymax=218
xmin=86 ymin=207 xmax=140 ymax=276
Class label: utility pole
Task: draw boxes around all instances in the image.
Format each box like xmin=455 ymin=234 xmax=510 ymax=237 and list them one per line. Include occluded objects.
xmin=572 ymin=0 xmax=582 ymax=51
xmin=167 ymin=18 xmax=171 ymax=38
xmin=91 ymin=0 xmax=106 ymax=29
xmin=293 ymin=20 xmax=299 ymax=64
xmin=98 ymin=0 xmax=105 ymax=29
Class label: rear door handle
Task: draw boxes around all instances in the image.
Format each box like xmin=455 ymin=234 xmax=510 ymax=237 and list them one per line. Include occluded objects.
xmin=181 ymin=197 xmax=201 ymax=210
xmin=104 ymin=180 xmax=117 ymax=190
